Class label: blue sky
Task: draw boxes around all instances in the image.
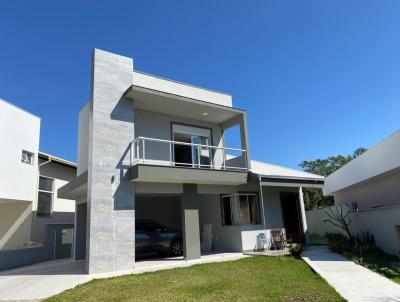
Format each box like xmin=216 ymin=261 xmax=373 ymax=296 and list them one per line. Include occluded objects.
xmin=1 ymin=1 xmax=399 ymax=169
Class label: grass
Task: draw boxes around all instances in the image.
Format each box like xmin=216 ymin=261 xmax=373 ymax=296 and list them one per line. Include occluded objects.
xmin=342 ymin=248 xmax=400 ymax=284
xmin=45 ymin=256 xmax=344 ymax=302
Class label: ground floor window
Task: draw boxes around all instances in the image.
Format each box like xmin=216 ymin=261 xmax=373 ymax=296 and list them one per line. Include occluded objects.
xmin=221 ymin=193 xmax=260 ymax=225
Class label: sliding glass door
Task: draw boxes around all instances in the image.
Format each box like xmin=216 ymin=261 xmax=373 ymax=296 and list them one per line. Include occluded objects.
xmin=172 ymin=124 xmax=212 ymax=168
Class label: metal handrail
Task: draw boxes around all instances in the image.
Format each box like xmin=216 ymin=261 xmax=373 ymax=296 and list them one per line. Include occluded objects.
xmin=132 ymin=136 xmax=246 ymax=152
xmin=130 ymin=136 xmax=248 ymax=171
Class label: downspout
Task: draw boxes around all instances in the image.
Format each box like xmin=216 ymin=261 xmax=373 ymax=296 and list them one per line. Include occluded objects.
xmin=32 ymin=156 xmax=52 ymax=242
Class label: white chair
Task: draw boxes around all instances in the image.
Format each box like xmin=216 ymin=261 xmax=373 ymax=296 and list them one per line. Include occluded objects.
xmin=255 ymin=232 xmax=275 ymax=251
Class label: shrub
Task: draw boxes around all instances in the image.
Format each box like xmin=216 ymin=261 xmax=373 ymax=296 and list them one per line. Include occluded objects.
xmin=325 ymin=232 xmax=351 ymax=253
xmin=289 ymin=243 xmax=303 ymax=258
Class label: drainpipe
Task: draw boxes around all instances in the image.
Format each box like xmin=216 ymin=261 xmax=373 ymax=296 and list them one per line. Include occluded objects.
xmin=32 ymin=156 xmax=52 ymax=242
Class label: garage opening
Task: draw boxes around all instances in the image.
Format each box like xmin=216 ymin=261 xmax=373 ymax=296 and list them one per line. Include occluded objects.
xmin=135 ymin=194 xmax=183 ymax=260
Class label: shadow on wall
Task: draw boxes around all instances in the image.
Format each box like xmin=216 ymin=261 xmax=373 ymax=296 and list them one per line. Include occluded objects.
xmin=111 ymin=96 xmax=135 ymax=211
xmin=0 ymin=201 xmax=32 ymax=251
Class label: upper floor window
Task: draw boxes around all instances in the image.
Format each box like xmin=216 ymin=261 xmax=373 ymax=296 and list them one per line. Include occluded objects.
xmin=221 ymin=194 xmax=261 ymax=226
xmin=21 ymin=150 xmax=34 ymax=165
xmin=37 ymin=176 xmax=54 ymax=216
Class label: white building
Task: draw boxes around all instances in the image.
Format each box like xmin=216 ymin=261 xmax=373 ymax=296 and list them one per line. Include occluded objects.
xmin=319 ymin=130 xmax=400 ymax=255
xmin=0 ymin=99 xmax=77 ymax=270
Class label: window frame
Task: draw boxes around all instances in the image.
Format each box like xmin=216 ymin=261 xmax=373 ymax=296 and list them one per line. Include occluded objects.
xmin=220 ymin=193 xmax=261 ymax=226
xmin=21 ymin=150 xmax=35 ymax=165
xmin=37 ymin=175 xmax=55 ymax=217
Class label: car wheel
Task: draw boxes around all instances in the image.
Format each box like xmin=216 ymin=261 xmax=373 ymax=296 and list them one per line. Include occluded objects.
xmin=171 ymin=241 xmax=183 ymax=256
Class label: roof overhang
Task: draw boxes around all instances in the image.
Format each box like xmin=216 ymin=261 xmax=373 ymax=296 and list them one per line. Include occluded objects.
xmin=124 ymin=85 xmax=244 ymax=125
xmin=130 ymin=164 xmax=249 ymax=185
xmin=257 ymin=174 xmax=324 ymax=188
xmin=58 ymin=171 xmax=87 ymax=200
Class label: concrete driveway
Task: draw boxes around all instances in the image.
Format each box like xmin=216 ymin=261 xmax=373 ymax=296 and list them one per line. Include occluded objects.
xmin=302 ymin=246 xmax=400 ymax=302
xmin=0 ymin=252 xmax=246 ymax=301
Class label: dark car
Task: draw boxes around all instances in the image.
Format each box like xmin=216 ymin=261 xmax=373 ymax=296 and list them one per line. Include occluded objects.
xmin=135 ymin=219 xmax=183 ymax=257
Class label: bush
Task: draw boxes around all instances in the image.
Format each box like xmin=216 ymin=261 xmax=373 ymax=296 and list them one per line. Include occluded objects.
xmin=325 ymin=232 xmax=351 ymax=253
xmin=289 ymin=243 xmax=303 ymax=258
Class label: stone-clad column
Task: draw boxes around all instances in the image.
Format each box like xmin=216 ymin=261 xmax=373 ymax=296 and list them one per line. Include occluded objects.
xmin=181 ymin=184 xmax=201 ymax=260
xmin=86 ymin=49 xmax=135 ymax=274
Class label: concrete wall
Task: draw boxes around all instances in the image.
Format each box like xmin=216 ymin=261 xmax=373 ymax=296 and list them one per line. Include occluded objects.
xmin=0 ymin=201 xmax=33 ymax=250
xmin=324 ymin=130 xmax=400 ymax=195
xmin=351 ymin=206 xmax=400 ymax=255
xmin=333 ymin=171 xmax=400 ymax=210
xmin=77 ymin=102 xmax=90 ymax=176
xmin=132 ymin=71 xmax=232 ymax=107
xmin=306 ymin=206 xmax=348 ymax=237
xmin=0 ymin=99 xmax=40 ymax=202
xmin=34 ymin=160 xmax=76 ymax=244
xmin=307 ymin=205 xmax=400 ymax=255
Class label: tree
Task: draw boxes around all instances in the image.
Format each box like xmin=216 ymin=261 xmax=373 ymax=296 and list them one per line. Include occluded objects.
xmin=324 ymin=205 xmax=354 ymax=242
xmin=299 ymin=147 xmax=367 ymax=210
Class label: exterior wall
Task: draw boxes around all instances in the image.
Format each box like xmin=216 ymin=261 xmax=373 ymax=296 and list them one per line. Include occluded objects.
xmin=77 ymin=102 xmax=90 ymax=176
xmin=306 ymin=206 xmax=348 ymax=237
xmin=198 ymin=194 xmax=243 ymax=252
xmin=0 ymin=99 xmax=40 ymax=202
xmin=86 ymin=49 xmax=135 ymax=274
xmin=307 ymin=205 xmax=400 ymax=255
xmin=324 ymin=130 xmax=400 ymax=195
xmin=0 ymin=201 xmax=33 ymax=250
xmin=334 ymin=171 xmax=400 ymax=210
xmin=33 ymin=159 xmax=76 ymax=244
xmin=134 ymin=109 xmax=225 ymax=167
xmin=132 ymin=71 xmax=232 ymax=107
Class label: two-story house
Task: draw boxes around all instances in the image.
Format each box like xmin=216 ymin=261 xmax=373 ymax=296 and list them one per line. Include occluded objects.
xmin=59 ymin=49 xmax=324 ymax=274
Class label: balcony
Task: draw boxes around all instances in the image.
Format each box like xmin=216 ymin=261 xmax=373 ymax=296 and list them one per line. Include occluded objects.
xmin=129 ymin=137 xmax=249 ymax=185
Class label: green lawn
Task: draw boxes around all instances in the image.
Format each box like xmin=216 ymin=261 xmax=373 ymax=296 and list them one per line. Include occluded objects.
xmin=45 ymin=256 xmax=344 ymax=302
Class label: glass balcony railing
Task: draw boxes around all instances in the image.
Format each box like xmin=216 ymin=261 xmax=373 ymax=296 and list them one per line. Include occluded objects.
xmin=130 ymin=137 xmax=248 ymax=171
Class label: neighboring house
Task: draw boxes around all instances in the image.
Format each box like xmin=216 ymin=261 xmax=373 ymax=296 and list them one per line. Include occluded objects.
xmin=310 ymin=130 xmax=400 ymax=255
xmin=60 ymin=49 xmax=324 ymax=274
xmin=0 ymin=98 xmax=77 ymax=270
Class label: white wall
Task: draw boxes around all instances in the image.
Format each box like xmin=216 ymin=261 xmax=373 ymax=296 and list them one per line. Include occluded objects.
xmin=198 ymin=194 xmax=243 ymax=252
xmin=324 ymin=130 xmax=400 ymax=195
xmin=0 ymin=201 xmax=33 ymax=250
xmin=133 ymin=71 xmax=232 ymax=107
xmin=77 ymin=101 xmax=89 ymax=176
xmin=307 ymin=205 xmax=400 ymax=255
xmin=0 ymin=99 xmax=40 ymax=202
xmin=333 ymin=171 xmax=400 ymax=210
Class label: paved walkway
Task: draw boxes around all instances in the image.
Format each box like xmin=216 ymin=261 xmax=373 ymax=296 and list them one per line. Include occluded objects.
xmin=0 ymin=252 xmax=246 ymax=301
xmin=302 ymin=246 xmax=400 ymax=302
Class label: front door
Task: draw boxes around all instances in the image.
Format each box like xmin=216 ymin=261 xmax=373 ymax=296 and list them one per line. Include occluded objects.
xmin=280 ymin=193 xmax=303 ymax=243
